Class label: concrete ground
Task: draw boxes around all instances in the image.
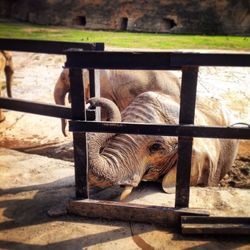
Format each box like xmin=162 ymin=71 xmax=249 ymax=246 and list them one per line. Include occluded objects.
xmin=1 ymin=148 xmax=250 ymax=250
xmin=0 ymin=51 xmax=249 ymax=249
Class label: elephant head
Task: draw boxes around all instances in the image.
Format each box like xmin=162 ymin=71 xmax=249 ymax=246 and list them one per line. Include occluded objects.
xmin=87 ymin=92 xmax=179 ymax=200
xmin=87 ymin=91 xmax=239 ymax=200
xmin=54 ymin=68 xmax=90 ymax=136
xmin=54 ymin=69 xmax=180 ymax=136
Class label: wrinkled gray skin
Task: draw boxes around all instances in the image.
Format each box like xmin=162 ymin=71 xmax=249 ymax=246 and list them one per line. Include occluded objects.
xmin=54 ymin=69 xmax=180 ymax=136
xmin=0 ymin=51 xmax=14 ymax=122
xmin=87 ymin=92 xmax=239 ymax=198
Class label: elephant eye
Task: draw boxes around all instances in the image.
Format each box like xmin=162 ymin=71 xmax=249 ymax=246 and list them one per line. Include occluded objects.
xmin=149 ymin=143 xmax=163 ymax=153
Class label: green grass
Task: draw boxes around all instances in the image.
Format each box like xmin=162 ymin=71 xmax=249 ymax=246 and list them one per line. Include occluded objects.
xmin=0 ymin=21 xmax=249 ymax=50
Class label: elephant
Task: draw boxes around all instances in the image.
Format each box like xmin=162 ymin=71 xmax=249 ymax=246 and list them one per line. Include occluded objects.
xmin=0 ymin=51 xmax=14 ymax=122
xmin=87 ymin=91 xmax=239 ymax=200
xmin=54 ymin=68 xmax=180 ymax=136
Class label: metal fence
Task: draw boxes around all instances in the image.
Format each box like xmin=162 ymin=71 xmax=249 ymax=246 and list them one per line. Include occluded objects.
xmin=0 ymin=38 xmax=250 ymax=232
xmin=65 ymin=50 xmax=250 ymax=208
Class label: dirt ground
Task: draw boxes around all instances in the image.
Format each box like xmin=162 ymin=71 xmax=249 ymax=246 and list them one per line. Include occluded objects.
xmin=0 ymin=51 xmax=249 ymax=249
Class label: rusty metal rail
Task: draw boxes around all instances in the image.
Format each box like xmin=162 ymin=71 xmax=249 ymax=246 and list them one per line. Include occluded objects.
xmin=0 ymin=38 xmax=250 ymax=232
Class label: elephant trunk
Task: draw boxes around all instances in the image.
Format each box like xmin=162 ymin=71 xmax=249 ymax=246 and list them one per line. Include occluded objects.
xmin=87 ymin=97 xmax=123 ymax=185
xmin=87 ymin=97 xmax=121 ymax=122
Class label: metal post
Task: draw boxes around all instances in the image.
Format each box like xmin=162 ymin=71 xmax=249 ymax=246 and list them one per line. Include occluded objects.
xmin=88 ymin=69 xmax=101 ymax=121
xmin=69 ymin=66 xmax=89 ymax=199
xmin=175 ymin=66 xmax=198 ymax=208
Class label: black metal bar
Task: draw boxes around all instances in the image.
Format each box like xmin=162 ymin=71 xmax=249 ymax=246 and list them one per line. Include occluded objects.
xmin=0 ymin=97 xmax=72 ymax=119
xmin=182 ymin=216 xmax=250 ymax=224
xmin=175 ymin=137 xmax=193 ymax=207
xmin=181 ymin=216 xmax=250 ymax=235
xmin=0 ymin=97 xmax=95 ymax=120
xmin=65 ymin=51 xmax=180 ymax=70
xmin=88 ymin=69 xmax=96 ymax=98
xmin=171 ymin=52 xmax=250 ymax=67
xmin=0 ymin=38 xmax=104 ymax=54
xmin=69 ymin=68 xmax=89 ymax=199
xmin=69 ymin=121 xmax=250 ymax=140
xmin=175 ymin=66 xmax=199 ymax=208
xmin=65 ymin=51 xmax=250 ymax=69
xmin=88 ymin=69 xmax=101 ymax=120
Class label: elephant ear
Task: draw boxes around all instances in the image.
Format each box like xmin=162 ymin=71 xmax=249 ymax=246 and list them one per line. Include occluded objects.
xmin=162 ymin=138 xmax=219 ymax=193
xmin=192 ymin=138 xmax=219 ymax=186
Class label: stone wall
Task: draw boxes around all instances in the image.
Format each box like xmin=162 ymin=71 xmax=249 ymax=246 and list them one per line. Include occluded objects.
xmin=0 ymin=0 xmax=249 ymax=35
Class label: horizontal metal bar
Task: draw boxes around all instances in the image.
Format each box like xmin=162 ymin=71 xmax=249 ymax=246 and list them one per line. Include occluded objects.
xmin=0 ymin=38 xmax=104 ymax=54
xmin=0 ymin=97 xmax=96 ymax=120
xmin=182 ymin=216 xmax=250 ymax=224
xmin=65 ymin=51 xmax=250 ymax=69
xmin=65 ymin=51 xmax=180 ymax=70
xmin=67 ymin=199 xmax=209 ymax=227
xmin=0 ymin=97 xmax=72 ymax=118
xmin=69 ymin=121 xmax=250 ymax=139
xmin=182 ymin=216 xmax=250 ymax=235
xmin=171 ymin=52 xmax=250 ymax=67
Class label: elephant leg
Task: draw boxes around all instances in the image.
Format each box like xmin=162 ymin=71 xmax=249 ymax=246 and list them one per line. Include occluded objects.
xmin=5 ymin=64 xmax=14 ymax=98
xmin=0 ymin=87 xmax=4 ymax=122
xmin=217 ymin=139 xmax=238 ymax=180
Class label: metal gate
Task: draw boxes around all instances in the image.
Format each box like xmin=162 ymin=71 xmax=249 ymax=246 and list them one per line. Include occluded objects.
xmin=0 ymin=38 xmax=250 ymax=234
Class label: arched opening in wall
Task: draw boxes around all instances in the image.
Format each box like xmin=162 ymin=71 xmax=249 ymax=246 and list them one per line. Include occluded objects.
xmin=72 ymin=16 xmax=87 ymax=26
xmin=162 ymin=18 xmax=177 ymax=31
xmin=120 ymin=17 xmax=128 ymax=31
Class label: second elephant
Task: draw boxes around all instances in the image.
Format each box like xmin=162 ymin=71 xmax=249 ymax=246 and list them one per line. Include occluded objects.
xmin=54 ymin=69 xmax=180 ymax=135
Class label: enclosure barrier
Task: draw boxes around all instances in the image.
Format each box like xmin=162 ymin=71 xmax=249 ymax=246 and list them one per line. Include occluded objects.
xmin=0 ymin=38 xmax=250 ymax=234
xmin=0 ymin=39 xmax=104 ymax=121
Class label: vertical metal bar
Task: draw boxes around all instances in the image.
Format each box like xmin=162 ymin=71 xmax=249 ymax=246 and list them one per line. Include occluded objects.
xmin=88 ymin=69 xmax=101 ymax=121
xmin=69 ymin=65 xmax=89 ymax=199
xmin=175 ymin=66 xmax=198 ymax=208
xmin=89 ymin=69 xmax=96 ymax=98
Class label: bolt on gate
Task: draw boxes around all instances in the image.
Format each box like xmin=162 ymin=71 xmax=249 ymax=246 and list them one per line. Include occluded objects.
xmin=0 ymin=38 xmax=250 ymax=234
